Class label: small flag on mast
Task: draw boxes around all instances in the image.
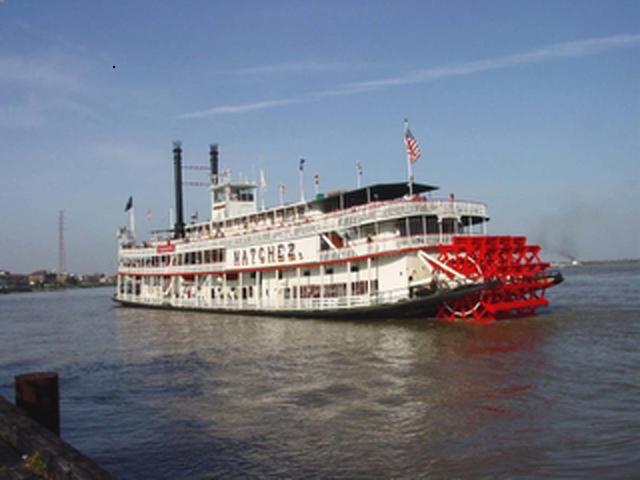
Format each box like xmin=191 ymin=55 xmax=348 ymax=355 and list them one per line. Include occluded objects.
xmin=124 ymin=196 xmax=133 ymax=212
xmin=299 ymin=158 xmax=305 ymax=171
xmin=404 ymin=123 xmax=422 ymax=164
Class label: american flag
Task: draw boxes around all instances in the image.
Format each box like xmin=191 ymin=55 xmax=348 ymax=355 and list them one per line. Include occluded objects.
xmin=404 ymin=126 xmax=421 ymax=164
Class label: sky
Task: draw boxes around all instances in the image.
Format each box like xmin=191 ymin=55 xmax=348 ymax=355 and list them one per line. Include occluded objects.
xmin=0 ymin=0 xmax=638 ymax=274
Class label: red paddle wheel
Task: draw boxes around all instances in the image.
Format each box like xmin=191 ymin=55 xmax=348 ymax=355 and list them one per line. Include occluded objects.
xmin=430 ymin=236 xmax=555 ymax=324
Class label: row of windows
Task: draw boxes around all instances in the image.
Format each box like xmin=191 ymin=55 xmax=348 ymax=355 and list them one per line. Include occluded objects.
xmin=396 ymin=216 xmax=459 ymax=236
xmin=292 ymin=280 xmax=378 ymax=299
xmin=209 ymin=280 xmax=380 ymax=301
xmin=120 ymin=249 xmax=226 ymax=268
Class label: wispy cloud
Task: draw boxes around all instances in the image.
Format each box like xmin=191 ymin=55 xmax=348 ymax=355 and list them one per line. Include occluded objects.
xmin=0 ymin=55 xmax=82 ymax=90
xmin=177 ymin=98 xmax=309 ymax=119
xmin=178 ymin=33 xmax=640 ymax=119
xmin=347 ymin=33 xmax=640 ymax=90
xmin=0 ymin=52 xmax=98 ymax=129
xmin=231 ymin=61 xmax=356 ymax=75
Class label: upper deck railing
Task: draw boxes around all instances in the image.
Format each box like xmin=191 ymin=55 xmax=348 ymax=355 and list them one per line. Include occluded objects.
xmin=120 ymin=197 xmax=487 ymax=258
xmin=318 ymin=234 xmax=454 ymax=262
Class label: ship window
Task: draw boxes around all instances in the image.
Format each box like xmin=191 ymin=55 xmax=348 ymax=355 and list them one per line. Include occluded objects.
xmin=396 ymin=219 xmax=408 ymax=237
xmin=350 ymin=265 xmax=359 ymax=273
xmin=352 ymin=280 xmax=368 ymax=295
xmin=409 ymin=216 xmax=424 ymax=235
xmin=361 ymin=224 xmax=375 ymax=237
xmin=426 ymin=216 xmax=439 ymax=234
xmin=325 ymin=268 xmax=333 ymax=275
xmin=442 ymin=218 xmax=456 ymax=234
xmin=303 ymin=270 xmax=310 ymax=277
xmin=276 ymin=270 xmax=283 ymax=279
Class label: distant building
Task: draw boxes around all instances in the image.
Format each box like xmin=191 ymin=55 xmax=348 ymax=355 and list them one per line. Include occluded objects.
xmin=28 ymin=270 xmax=58 ymax=285
xmin=0 ymin=270 xmax=31 ymax=292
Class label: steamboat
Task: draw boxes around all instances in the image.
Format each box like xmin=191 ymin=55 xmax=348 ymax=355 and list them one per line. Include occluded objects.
xmin=115 ymin=142 xmax=562 ymax=324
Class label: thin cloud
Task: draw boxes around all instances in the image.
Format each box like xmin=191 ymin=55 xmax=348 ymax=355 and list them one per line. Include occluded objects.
xmin=0 ymin=55 xmax=82 ymax=90
xmin=232 ymin=61 xmax=355 ymax=75
xmin=0 ymin=53 xmax=98 ymax=129
xmin=178 ymin=33 xmax=640 ymax=119
xmin=348 ymin=33 xmax=640 ymax=90
xmin=177 ymin=97 xmax=308 ymax=119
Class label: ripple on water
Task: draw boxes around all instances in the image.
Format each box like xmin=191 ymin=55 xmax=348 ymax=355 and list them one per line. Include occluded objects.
xmin=0 ymin=265 xmax=639 ymax=479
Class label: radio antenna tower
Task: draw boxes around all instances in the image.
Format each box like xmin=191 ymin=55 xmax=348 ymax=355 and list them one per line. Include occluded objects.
xmin=57 ymin=210 xmax=66 ymax=281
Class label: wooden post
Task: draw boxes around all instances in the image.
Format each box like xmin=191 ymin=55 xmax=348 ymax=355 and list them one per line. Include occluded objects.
xmin=15 ymin=372 xmax=60 ymax=436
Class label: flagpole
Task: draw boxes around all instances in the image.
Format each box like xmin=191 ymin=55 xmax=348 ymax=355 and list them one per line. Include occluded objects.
xmin=129 ymin=206 xmax=136 ymax=240
xmin=405 ymin=119 xmax=413 ymax=196
xmin=259 ymin=169 xmax=267 ymax=210
xmin=299 ymin=158 xmax=305 ymax=202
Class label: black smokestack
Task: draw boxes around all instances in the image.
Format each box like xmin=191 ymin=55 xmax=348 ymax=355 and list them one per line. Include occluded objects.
xmin=209 ymin=144 xmax=219 ymax=185
xmin=173 ymin=141 xmax=185 ymax=238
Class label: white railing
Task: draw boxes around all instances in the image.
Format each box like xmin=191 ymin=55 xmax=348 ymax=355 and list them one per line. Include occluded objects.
xmin=118 ymin=263 xmax=225 ymax=276
xmin=319 ymin=234 xmax=452 ymax=261
xmin=119 ymin=198 xmax=487 ymax=258
xmin=224 ymin=199 xmax=485 ymax=249
xmin=120 ymin=284 xmax=414 ymax=313
xmin=118 ymin=234 xmax=456 ymax=274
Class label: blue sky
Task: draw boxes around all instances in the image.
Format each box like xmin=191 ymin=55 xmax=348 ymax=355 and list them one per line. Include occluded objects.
xmin=0 ymin=0 xmax=638 ymax=273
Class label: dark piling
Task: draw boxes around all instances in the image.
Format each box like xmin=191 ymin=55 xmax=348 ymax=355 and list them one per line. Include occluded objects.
xmin=15 ymin=372 xmax=60 ymax=436
xmin=1 ymin=372 xmax=115 ymax=479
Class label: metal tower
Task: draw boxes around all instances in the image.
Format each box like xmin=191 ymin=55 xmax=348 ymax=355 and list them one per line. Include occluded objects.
xmin=57 ymin=210 xmax=66 ymax=281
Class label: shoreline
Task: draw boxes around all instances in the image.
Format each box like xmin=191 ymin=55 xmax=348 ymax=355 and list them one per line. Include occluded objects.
xmin=0 ymin=284 xmax=115 ymax=295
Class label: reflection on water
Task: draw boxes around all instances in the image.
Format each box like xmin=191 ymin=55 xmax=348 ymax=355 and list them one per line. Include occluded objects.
xmin=1 ymin=263 xmax=639 ymax=478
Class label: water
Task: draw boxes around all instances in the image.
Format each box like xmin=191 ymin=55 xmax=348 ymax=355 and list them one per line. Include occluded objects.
xmin=1 ymin=263 xmax=639 ymax=479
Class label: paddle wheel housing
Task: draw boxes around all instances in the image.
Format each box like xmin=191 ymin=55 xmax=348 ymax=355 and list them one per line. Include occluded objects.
xmin=431 ymin=236 xmax=553 ymax=324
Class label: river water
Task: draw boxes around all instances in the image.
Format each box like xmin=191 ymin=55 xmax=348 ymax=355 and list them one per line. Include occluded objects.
xmin=1 ymin=262 xmax=639 ymax=479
